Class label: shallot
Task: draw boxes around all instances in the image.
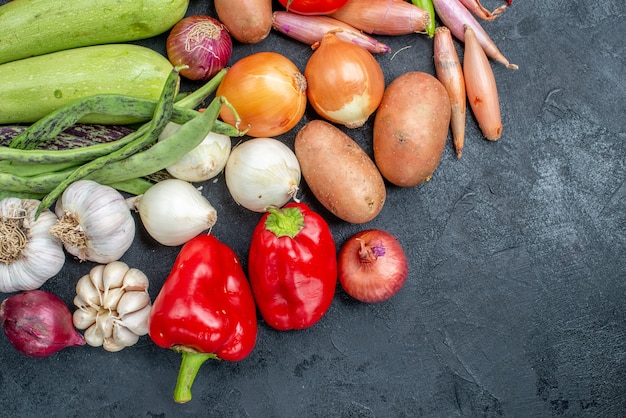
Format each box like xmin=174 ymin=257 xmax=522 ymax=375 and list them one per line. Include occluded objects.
xmin=330 ymin=0 xmax=430 ymax=35
xmin=1 ymin=290 xmax=85 ymax=357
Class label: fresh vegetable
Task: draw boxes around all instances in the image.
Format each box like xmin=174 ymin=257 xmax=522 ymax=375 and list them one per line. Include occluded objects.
xmin=1 ymin=290 xmax=85 ymax=358
xmin=214 ymin=0 xmax=272 ymax=44
xmin=159 ymin=123 xmax=231 ymax=182
xmin=166 ymin=15 xmax=232 ymax=81
xmin=278 ymin=0 xmax=350 ymax=15
xmin=294 ymin=120 xmax=386 ymax=224
xmin=33 ymin=66 xmax=180 ymax=214
xmin=0 ymin=44 xmax=175 ymax=124
xmin=304 ymin=32 xmax=385 ymax=128
xmin=0 ymin=94 xmax=234 ymax=201
xmin=0 ymin=198 xmax=65 ymax=293
xmin=149 ymin=234 xmax=258 ymax=403
xmin=373 ymin=71 xmax=451 ymax=187
xmin=3 ymin=68 xmax=231 ymax=152
xmin=49 ymin=180 xmax=135 ymax=263
xmin=329 ymin=0 xmax=430 ymax=35
xmin=459 ymin=0 xmax=506 ymax=21
xmin=271 ymin=11 xmax=391 ymax=54
xmin=225 ymin=137 xmax=301 ymax=213
xmin=216 ymin=52 xmax=307 ymax=137
xmin=0 ymin=124 xmax=134 ymax=150
xmin=463 ymin=25 xmax=502 ymax=140
xmin=434 ymin=26 xmax=467 ymax=158
xmin=432 ymin=0 xmax=518 ymax=69
xmin=128 ymin=179 xmax=218 ymax=247
xmin=248 ymin=202 xmax=337 ymax=330
xmin=72 ymin=261 xmax=152 ymax=352
xmin=412 ymin=0 xmax=436 ymax=37
xmin=0 ymin=0 xmax=188 ymax=65
xmin=338 ymin=229 xmax=408 ymax=303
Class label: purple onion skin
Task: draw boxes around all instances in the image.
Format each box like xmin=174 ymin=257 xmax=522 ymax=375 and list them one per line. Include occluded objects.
xmin=166 ymin=15 xmax=233 ymax=81
xmin=0 ymin=290 xmax=85 ymax=358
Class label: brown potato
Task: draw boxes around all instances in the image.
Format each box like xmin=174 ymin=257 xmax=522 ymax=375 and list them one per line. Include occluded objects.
xmin=294 ymin=120 xmax=386 ymax=224
xmin=373 ymin=71 xmax=451 ymax=187
xmin=215 ymin=0 xmax=272 ymax=44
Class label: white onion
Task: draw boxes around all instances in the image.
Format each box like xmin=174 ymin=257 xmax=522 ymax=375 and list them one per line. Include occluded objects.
xmin=128 ymin=179 xmax=217 ymax=246
xmin=224 ymin=137 xmax=301 ymax=212
xmin=158 ymin=122 xmax=231 ymax=182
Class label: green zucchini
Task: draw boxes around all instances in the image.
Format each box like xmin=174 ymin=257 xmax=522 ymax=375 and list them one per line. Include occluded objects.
xmin=0 ymin=0 xmax=189 ymax=65
xmin=0 ymin=44 xmax=174 ymax=124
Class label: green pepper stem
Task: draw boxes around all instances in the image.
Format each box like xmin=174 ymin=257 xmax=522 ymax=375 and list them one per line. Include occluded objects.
xmin=265 ymin=206 xmax=305 ymax=239
xmin=173 ymin=349 xmax=219 ymax=403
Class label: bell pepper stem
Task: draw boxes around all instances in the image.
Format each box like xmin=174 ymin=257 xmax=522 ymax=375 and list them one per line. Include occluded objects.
xmin=173 ymin=349 xmax=219 ymax=403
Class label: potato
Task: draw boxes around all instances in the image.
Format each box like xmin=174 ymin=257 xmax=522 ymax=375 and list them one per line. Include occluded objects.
xmin=373 ymin=71 xmax=451 ymax=187
xmin=294 ymin=120 xmax=386 ymax=224
xmin=214 ymin=0 xmax=272 ymax=44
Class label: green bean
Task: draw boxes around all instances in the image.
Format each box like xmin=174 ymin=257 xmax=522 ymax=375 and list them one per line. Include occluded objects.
xmin=107 ymin=177 xmax=155 ymax=195
xmin=0 ymin=159 xmax=81 ymax=177
xmin=0 ymin=190 xmax=46 ymax=201
xmin=35 ymin=67 xmax=180 ymax=217
xmin=86 ymin=96 xmax=228 ymax=185
xmin=0 ymin=167 xmax=73 ymax=194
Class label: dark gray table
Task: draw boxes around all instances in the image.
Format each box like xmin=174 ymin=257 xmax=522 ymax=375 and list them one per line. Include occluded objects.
xmin=1 ymin=1 xmax=624 ymax=416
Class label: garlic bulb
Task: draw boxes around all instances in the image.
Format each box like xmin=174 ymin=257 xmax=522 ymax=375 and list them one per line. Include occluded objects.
xmin=0 ymin=198 xmax=65 ymax=293
xmin=128 ymin=179 xmax=217 ymax=247
xmin=225 ymin=137 xmax=301 ymax=212
xmin=159 ymin=122 xmax=232 ymax=182
xmin=72 ymin=261 xmax=152 ymax=352
xmin=50 ymin=180 xmax=135 ymax=263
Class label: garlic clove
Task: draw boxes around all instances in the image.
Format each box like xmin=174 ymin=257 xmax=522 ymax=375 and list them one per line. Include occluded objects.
xmin=116 ymin=291 xmax=151 ymax=317
xmin=102 ymin=261 xmax=128 ymax=295
xmin=72 ymin=306 xmax=98 ymax=330
xmin=95 ymin=310 xmax=115 ymax=339
xmin=89 ymin=264 xmax=106 ymax=292
xmin=84 ymin=323 xmax=104 ymax=347
xmin=122 ymin=268 xmax=150 ymax=292
xmin=118 ymin=303 xmax=151 ymax=336
xmin=103 ymin=337 xmax=126 ymax=352
xmin=102 ymin=287 xmax=125 ymax=311
xmin=75 ymin=273 xmax=102 ymax=308
xmin=112 ymin=323 xmax=140 ymax=347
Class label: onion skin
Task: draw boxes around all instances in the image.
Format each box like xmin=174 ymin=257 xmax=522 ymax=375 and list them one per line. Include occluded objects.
xmin=459 ymin=0 xmax=506 ymax=21
xmin=216 ymin=52 xmax=307 ymax=137
xmin=304 ymin=32 xmax=384 ymax=129
xmin=166 ymin=15 xmax=232 ymax=81
xmin=338 ymin=229 xmax=408 ymax=303
xmin=434 ymin=26 xmax=466 ymax=158
xmin=329 ymin=0 xmax=430 ymax=36
xmin=1 ymin=290 xmax=85 ymax=358
xmin=463 ymin=25 xmax=502 ymax=141
xmin=432 ymin=0 xmax=517 ymax=69
xmin=271 ymin=11 xmax=391 ymax=54
xmin=214 ymin=0 xmax=272 ymax=44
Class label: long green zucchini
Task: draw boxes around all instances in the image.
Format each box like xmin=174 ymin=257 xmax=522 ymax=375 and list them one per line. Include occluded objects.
xmin=0 ymin=0 xmax=189 ymax=65
xmin=0 ymin=44 xmax=174 ymax=124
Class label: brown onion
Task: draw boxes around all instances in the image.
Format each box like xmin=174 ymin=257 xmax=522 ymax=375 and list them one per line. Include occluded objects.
xmin=1 ymin=290 xmax=85 ymax=358
xmin=338 ymin=230 xmax=408 ymax=303
xmin=304 ymin=32 xmax=385 ymax=129
xmin=166 ymin=15 xmax=232 ymax=81
xmin=216 ymin=52 xmax=307 ymax=137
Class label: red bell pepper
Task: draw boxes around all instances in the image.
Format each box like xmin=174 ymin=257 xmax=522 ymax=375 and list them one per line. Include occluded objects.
xmin=248 ymin=202 xmax=337 ymax=331
xmin=149 ymin=234 xmax=257 ymax=403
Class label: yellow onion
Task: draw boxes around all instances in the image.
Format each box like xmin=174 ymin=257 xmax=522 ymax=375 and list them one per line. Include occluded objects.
xmin=216 ymin=52 xmax=307 ymax=137
xmin=304 ymin=32 xmax=385 ymax=129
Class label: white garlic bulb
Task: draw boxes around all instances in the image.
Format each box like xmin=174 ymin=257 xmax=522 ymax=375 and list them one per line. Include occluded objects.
xmin=50 ymin=180 xmax=135 ymax=263
xmin=72 ymin=261 xmax=152 ymax=352
xmin=0 ymin=198 xmax=65 ymax=293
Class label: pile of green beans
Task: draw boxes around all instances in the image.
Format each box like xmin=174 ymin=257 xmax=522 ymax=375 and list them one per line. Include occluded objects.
xmin=0 ymin=67 xmax=242 ymax=214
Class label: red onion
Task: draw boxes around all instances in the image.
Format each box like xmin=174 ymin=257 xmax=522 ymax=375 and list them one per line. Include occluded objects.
xmin=338 ymin=229 xmax=408 ymax=303
xmin=1 ymin=290 xmax=85 ymax=358
xmin=166 ymin=15 xmax=233 ymax=81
